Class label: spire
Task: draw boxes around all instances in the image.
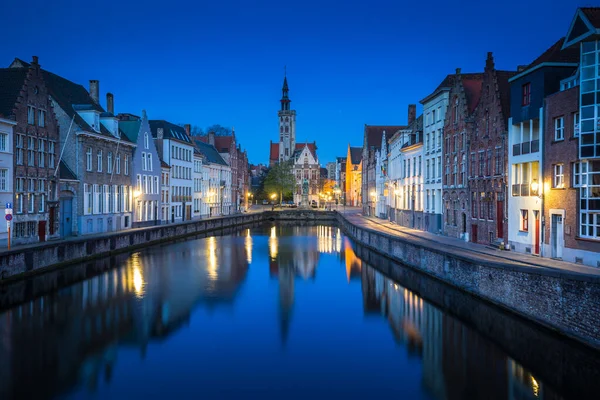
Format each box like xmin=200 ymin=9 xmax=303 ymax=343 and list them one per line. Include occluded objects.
xmin=280 ymin=68 xmax=291 ymax=111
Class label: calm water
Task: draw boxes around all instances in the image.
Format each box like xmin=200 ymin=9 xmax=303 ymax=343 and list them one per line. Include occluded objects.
xmin=0 ymin=223 xmax=596 ymax=399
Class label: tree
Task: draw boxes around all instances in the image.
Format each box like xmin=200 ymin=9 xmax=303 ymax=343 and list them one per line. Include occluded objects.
xmin=206 ymin=124 xmax=231 ymax=136
xmin=191 ymin=125 xmax=204 ymax=136
xmin=263 ymin=161 xmax=296 ymax=204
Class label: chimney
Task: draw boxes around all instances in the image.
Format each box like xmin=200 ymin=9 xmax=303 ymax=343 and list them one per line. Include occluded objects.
xmin=32 ymin=56 xmax=39 ymax=65
xmin=208 ymin=131 xmax=215 ymax=145
xmin=184 ymin=124 xmax=191 ymax=137
xmin=106 ymin=93 xmax=114 ymax=114
xmin=455 ymin=68 xmax=461 ymax=75
xmin=408 ymin=104 xmax=416 ymax=125
xmin=89 ymin=80 xmax=99 ymax=104
xmin=486 ymin=52 xmax=495 ymax=69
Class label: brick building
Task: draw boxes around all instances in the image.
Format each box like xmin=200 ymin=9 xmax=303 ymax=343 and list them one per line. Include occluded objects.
xmin=442 ymin=69 xmax=483 ymax=240
xmin=467 ymin=53 xmax=516 ymax=246
xmin=0 ymin=56 xmax=60 ymax=244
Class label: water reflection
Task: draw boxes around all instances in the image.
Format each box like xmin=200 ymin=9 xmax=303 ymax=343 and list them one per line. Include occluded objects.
xmin=0 ymin=223 xmax=591 ymax=399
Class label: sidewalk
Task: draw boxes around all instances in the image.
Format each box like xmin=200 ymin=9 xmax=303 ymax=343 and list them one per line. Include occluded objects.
xmin=342 ymin=211 xmax=600 ymax=278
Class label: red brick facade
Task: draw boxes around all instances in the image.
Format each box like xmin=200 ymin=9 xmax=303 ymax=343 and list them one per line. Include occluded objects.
xmin=8 ymin=57 xmax=60 ymax=243
xmin=544 ymin=86 xmax=600 ymax=258
xmin=442 ymin=69 xmax=483 ymax=239
xmin=467 ymin=53 xmax=515 ymax=245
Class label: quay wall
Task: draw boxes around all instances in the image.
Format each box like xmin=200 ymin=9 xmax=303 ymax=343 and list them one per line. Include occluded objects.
xmin=336 ymin=212 xmax=600 ymax=351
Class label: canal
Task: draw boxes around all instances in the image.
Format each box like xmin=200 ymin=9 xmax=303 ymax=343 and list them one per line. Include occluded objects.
xmin=0 ymin=223 xmax=598 ymax=399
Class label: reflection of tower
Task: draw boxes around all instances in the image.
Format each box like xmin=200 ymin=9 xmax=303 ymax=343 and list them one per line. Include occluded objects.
xmin=278 ymin=265 xmax=295 ymax=345
xmin=361 ymin=263 xmax=381 ymax=314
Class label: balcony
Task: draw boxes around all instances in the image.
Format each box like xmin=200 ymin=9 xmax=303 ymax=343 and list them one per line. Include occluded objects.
xmin=511 ymin=183 xmax=530 ymax=197
xmin=512 ymin=140 xmax=539 ymax=156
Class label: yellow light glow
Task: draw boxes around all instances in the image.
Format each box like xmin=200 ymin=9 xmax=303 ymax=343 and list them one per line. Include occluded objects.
xmin=370 ymin=191 xmax=376 ymax=197
xmin=133 ymin=190 xmax=141 ymax=198
xmin=207 ymin=236 xmax=218 ymax=280
xmin=133 ymin=267 xmax=144 ymax=297
xmin=270 ymin=193 xmax=276 ymax=199
xmin=530 ymin=180 xmax=539 ymax=195
xmin=245 ymin=228 xmax=252 ymax=263
xmin=269 ymin=226 xmax=278 ymax=259
xmin=531 ymin=376 xmax=539 ymax=397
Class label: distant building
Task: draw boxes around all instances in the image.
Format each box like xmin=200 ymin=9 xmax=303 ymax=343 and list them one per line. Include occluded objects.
xmin=0 ymin=117 xmax=16 ymax=244
xmin=346 ymin=145 xmax=362 ymax=206
xmin=335 ymin=156 xmax=346 ymax=202
xmin=194 ymin=139 xmax=231 ymax=217
xmin=326 ymin=162 xmax=336 ymax=180
xmin=292 ymin=142 xmax=320 ymax=205
xmin=160 ymin=160 xmax=170 ymax=223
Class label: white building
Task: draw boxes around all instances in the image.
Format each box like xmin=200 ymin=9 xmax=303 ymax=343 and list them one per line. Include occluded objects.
xmin=160 ymin=160 xmax=171 ymax=223
xmin=149 ymin=120 xmax=194 ymax=222
xmin=420 ymin=78 xmax=450 ymax=234
xmin=292 ymin=143 xmax=320 ymax=205
xmin=0 ymin=117 xmax=16 ymax=244
xmin=375 ymin=132 xmax=389 ymax=218
xmin=193 ymin=149 xmax=204 ymax=219
xmin=194 ymin=139 xmax=232 ymax=217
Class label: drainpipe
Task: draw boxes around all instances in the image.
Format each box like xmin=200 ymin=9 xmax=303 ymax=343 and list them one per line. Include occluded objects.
xmin=540 ymin=105 xmax=545 ymax=259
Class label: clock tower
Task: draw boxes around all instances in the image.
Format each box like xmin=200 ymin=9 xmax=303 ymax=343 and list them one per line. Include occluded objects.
xmin=278 ymin=72 xmax=296 ymax=163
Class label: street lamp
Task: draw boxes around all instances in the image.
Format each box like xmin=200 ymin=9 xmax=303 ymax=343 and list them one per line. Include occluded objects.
xmin=530 ymin=179 xmax=540 ymax=196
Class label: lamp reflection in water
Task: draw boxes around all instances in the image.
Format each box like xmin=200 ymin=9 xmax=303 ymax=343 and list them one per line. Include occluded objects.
xmin=244 ymin=228 xmax=253 ymax=264
xmin=317 ymin=226 xmax=342 ymax=254
xmin=269 ymin=226 xmax=278 ymax=259
xmin=127 ymin=252 xmax=145 ymax=298
xmin=207 ymin=236 xmax=218 ymax=280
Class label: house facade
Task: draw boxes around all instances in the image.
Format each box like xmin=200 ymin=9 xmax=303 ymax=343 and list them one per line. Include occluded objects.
xmin=442 ymin=69 xmax=483 ymax=240
xmin=119 ymin=111 xmax=161 ymax=227
xmin=468 ymin=53 xmax=515 ymax=246
xmin=421 ymin=76 xmax=451 ymax=234
xmin=507 ymin=38 xmax=579 ymax=255
xmin=149 ymin=120 xmax=194 ymax=223
xmin=292 ymin=143 xmax=320 ymax=205
xmin=194 ymin=139 xmax=232 ymax=216
xmin=3 ymin=57 xmax=61 ymax=244
xmin=346 ymin=145 xmax=362 ymax=207
xmin=193 ymin=148 xmax=204 ymax=219
xmin=0 ymin=117 xmax=16 ymax=245
xmin=160 ymin=161 xmax=171 ymax=223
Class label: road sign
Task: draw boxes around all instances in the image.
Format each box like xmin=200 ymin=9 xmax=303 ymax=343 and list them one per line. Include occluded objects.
xmin=5 ymin=208 xmax=12 ymax=215
xmin=5 ymin=214 xmax=12 ymax=221
xmin=5 ymin=202 xmax=11 ymax=209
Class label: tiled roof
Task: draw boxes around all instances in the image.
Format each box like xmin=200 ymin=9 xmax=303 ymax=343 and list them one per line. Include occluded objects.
xmin=525 ymin=37 xmax=580 ymax=70
xmin=462 ymin=75 xmax=484 ymax=113
xmin=119 ymin=120 xmax=141 ymax=142
xmin=194 ymin=139 xmax=228 ymax=166
xmin=0 ymin=68 xmax=26 ymax=119
xmin=59 ymin=160 xmax=78 ymax=180
xmin=581 ymin=7 xmax=600 ymax=29
xmin=295 ymin=142 xmax=317 ymax=159
xmin=214 ymin=136 xmax=233 ymax=153
xmin=349 ymin=147 xmax=362 ymax=165
xmin=148 ymin=120 xmax=192 ymax=143
xmin=161 ymin=160 xmax=170 ymax=169
xmin=365 ymin=125 xmax=405 ymax=150
xmin=420 ymin=74 xmax=456 ymax=104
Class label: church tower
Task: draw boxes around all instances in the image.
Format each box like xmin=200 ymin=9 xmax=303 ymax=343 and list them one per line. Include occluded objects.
xmin=278 ymin=72 xmax=296 ymax=163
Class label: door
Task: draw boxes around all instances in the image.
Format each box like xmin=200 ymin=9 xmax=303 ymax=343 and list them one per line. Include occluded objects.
xmin=38 ymin=221 xmax=46 ymax=242
xmin=497 ymin=201 xmax=504 ymax=239
xmin=551 ymin=214 xmax=564 ymax=259
xmin=61 ymin=199 xmax=73 ymax=237
xmin=533 ymin=210 xmax=540 ymax=255
xmin=471 ymin=224 xmax=478 ymax=243
xmin=49 ymin=206 xmax=56 ymax=235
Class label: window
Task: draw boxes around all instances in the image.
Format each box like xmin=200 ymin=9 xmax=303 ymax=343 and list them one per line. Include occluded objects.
xmin=148 ymin=154 xmax=153 ymax=171
xmin=125 ymin=155 xmax=129 ymax=175
xmin=522 ymin=83 xmax=531 ymax=106
xmin=84 ymin=184 xmax=92 ymax=214
xmin=116 ymin=153 xmax=121 ymax=174
xmin=426 ymin=160 xmax=430 ymax=180
xmin=86 ymin=148 xmax=92 ymax=171
xmin=107 ymin=152 xmax=113 ymax=174
xmin=93 ymin=184 xmax=100 ymax=214
xmin=137 ymin=174 xmax=142 ymax=191
xmin=142 ymin=152 xmax=147 ymax=171
xmin=16 ymin=194 xmax=23 ymax=213
xmin=471 ymin=192 xmax=477 ymax=218
xmin=97 ymin=150 xmax=103 ymax=172
xmin=48 ymin=141 xmax=55 ymax=169
xmin=520 ymin=209 xmax=528 ymax=231
xmin=28 ymin=194 xmax=35 ymax=213
xmin=100 ymin=185 xmax=106 ymax=214
xmin=494 ymin=147 xmax=502 ymax=175
xmin=16 ymin=134 xmax=24 ymax=165
xmin=38 ymin=139 xmax=45 ymax=168
xmin=573 ymin=161 xmax=588 ymax=187
xmin=38 ymin=110 xmax=46 ymax=127
xmin=27 ymin=137 xmax=35 ymax=166
xmin=144 ymin=132 xmax=149 ymax=149
xmin=580 ymin=212 xmax=600 ymax=239
xmin=479 ymin=192 xmax=485 ymax=219
xmin=554 ymin=117 xmax=564 ymax=141
xmin=574 ymin=112 xmax=580 ymax=138
xmin=39 ymin=194 xmax=45 ymax=213
xmin=553 ymin=164 xmax=564 ymax=188
xmin=488 ymin=192 xmax=494 ymax=220
xmin=0 ymin=169 xmax=7 ymax=191
xmin=27 ymin=106 xmax=35 ymax=125
xmin=438 ymin=156 xmax=441 ymax=177
xmin=154 ymin=176 xmax=159 ymax=194
xmin=0 ymin=132 xmax=7 ymax=152
xmin=454 ymin=98 xmax=459 ymax=122
xmin=479 ymin=152 xmax=485 ymax=176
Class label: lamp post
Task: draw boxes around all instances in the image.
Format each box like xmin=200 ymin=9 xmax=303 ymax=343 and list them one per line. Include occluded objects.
xmin=530 ymin=179 xmax=544 ymax=257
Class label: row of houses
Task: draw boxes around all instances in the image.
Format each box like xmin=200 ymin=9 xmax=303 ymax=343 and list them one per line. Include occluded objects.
xmin=356 ymin=7 xmax=600 ymax=267
xmin=0 ymin=57 xmax=249 ymax=246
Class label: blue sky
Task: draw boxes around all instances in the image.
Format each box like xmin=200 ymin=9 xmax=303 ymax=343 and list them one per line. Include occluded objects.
xmin=2 ymin=0 xmax=582 ymax=165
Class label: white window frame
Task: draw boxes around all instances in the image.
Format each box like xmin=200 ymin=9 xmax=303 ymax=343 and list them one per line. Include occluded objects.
xmin=38 ymin=109 xmax=46 ymax=128
xmin=107 ymin=152 xmax=113 ymax=174
xmin=125 ymin=155 xmax=129 ymax=175
xmin=48 ymin=141 xmax=55 ymax=169
xmin=27 ymin=106 xmax=35 ymax=125
xmin=0 ymin=169 xmax=7 ymax=191
xmin=97 ymin=150 xmax=103 ymax=172
xmin=554 ymin=117 xmax=564 ymax=141
xmin=116 ymin=153 xmax=121 ymax=174
xmin=86 ymin=148 xmax=93 ymax=171
xmin=573 ymin=112 xmax=580 ymax=138
xmin=553 ymin=164 xmax=564 ymax=188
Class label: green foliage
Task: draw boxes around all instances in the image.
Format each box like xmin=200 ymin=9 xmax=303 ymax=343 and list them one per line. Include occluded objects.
xmin=263 ymin=161 xmax=296 ymax=202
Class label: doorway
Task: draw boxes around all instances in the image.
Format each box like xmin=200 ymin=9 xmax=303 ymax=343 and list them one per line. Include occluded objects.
xmin=38 ymin=221 xmax=46 ymax=242
xmin=551 ymin=214 xmax=564 ymax=259
xmin=471 ymin=224 xmax=478 ymax=243
xmin=60 ymin=198 xmax=73 ymax=237
xmin=533 ymin=210 xmax=540 ymax=255
xmin=497 ymin=201 xmax=504 ymax=239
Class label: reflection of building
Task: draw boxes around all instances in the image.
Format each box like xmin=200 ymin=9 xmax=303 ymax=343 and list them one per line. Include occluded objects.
xmin=343 ymin=237 xmax=362 ymax=282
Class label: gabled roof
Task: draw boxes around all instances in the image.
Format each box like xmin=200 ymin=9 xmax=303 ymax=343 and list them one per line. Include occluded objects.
xmin=563 ymin=7 xmax=600 ymax=49
xmin=295 ymin=142 xmax=317 ymax=159
xmin=496 ymin=70 xmax=518 ymax=123
xmin=509 ymin=38 xmax=579 ymax=82
xmin=194 ymin=139 xmax=228 ymax=166
xmin=269 ymin=142 xmax=279 ymax=162
xmin=364 ymin=125 xmax=406 ymax=150
xmin=420 ymin=74 xmax=455 ymax=105
xmin=462 ymin=74 xmax=485 ymax=113
xmin=0 ymin=68 xmax=27 ymax=119
xmin=119 ymin=120 xmax=141 ymax=142
xmin=59 ymin=160 xmax=78 ymax=181
xmin=195 ymin=134 xmax=234 ymax=153
xmin=349 ymin=147 xmax=362 ymax=165
xmin=148 ymin=120 xmax=192 ymax=144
